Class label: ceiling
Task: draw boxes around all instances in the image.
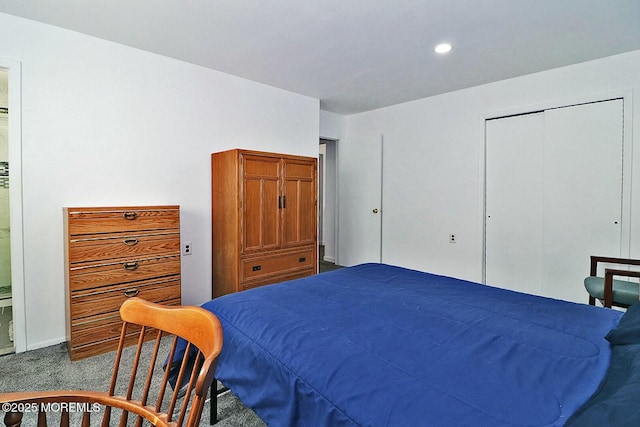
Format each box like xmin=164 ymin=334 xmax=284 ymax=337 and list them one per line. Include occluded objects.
xmin=1 ymin=0 xmax=639 ymax=115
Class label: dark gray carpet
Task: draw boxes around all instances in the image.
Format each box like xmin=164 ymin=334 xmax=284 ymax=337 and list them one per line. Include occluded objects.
xmin=0 ymin=340 xmax=266 ymax=426
xmin=0 ymin=261 xmax=344 ymax=425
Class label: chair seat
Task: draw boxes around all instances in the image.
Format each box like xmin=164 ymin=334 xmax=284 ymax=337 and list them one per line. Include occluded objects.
xmin=584 ymin=276 xmax=640 ymax=307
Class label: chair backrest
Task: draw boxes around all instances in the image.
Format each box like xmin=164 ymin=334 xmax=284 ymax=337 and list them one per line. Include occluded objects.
xmin=1 ymin=298 xmax=223 ymax=427
xmin=108 ymin=297 xmax=224 ymax=427
xmin=588 ymin=256 xmax=640 ymax=308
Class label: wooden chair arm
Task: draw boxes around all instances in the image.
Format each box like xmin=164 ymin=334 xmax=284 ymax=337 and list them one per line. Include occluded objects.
xmin=0 ymin=390 xmax=171 ymax=427
xmin=603 ymin=268 xmax=640 ymax=308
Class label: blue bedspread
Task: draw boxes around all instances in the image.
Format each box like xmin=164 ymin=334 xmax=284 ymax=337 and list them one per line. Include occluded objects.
xmin=203 ymin=263 xmax=622 ymax=426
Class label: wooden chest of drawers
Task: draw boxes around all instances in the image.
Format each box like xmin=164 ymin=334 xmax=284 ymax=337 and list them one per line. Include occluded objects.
xmin=64 ymin=205 xmax=181 ymax=360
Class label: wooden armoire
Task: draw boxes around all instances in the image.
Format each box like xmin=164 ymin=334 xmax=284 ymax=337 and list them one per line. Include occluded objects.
xmin=212 ymin=149 xmax=317 ymax=297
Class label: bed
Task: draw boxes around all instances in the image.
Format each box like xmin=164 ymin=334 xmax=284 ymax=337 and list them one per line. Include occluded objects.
xmin=195 ymin=263 xmax=640 ymax=426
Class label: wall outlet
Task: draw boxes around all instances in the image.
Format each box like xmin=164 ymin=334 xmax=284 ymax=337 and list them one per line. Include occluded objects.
xmin=182 ymin=241 xmax=192 ymax=256
xmin=449 ymin=234 xmax=456 ymax=243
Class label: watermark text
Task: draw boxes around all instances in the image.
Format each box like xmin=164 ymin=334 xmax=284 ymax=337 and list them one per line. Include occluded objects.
xmin=2 ymin=402 xmax=101 ymax=413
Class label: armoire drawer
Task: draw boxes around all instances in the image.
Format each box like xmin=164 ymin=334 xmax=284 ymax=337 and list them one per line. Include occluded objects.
xmin=68 ymin=255 xmax=181 ymax=292
xmin=68 ymin=232 xmax=180 ymax=265
xmin=241 ymin=268 xmax=315 ymax=291
xmin=241 ymin=247 xmax=315 ymax=282
xmin=70 ymin=277 xmax=181 ymax=321
xmin=66 ymin=206 xmax=179 ymax=236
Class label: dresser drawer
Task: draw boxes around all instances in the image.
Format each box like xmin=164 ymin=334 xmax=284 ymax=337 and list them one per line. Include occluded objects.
xmin=66 ymin=206 xmax=179 ymax=236
xmin=70 ymin=318 xmax=163 ymax=361
xmin=70 ymin=277 xmax=181 ymax=321
xmin=69 ymin=255 xmax=181 ymax=292
xmin=68 ymin=232 xmax=180 ymax=265
xmin=241 ymin=247 xmax=315 ymax=282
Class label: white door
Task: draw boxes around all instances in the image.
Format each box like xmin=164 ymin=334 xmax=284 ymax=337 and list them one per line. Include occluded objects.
xmin=485 ymin=112 xmax=545 ymax=295
xmin=338 ymin=133 xmax=383 ymax=266
xmin=485 ymin=99 xmax=623 ymax=303
xmin=541 ymin=100 xmax=623 ymax=302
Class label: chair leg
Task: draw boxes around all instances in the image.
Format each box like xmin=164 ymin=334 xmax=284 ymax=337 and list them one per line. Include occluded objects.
xmin=210 ymin=381 xmax=230 ymax=425
xmin=210 ymin=382 xmax=217 ymax=425
xmin=588 ymin=295 xmax=596 ymax=306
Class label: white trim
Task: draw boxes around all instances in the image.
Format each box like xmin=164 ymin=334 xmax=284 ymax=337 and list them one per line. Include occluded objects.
xmin=0 ymin=57 xmax=26 ymax=353
xmin=27 ymin=337 xmax=66 ymax=352
xmin=620 ymin=91 xmax=634 ymax=257
xmin=483 ymin=88 xmax=633 ymax=121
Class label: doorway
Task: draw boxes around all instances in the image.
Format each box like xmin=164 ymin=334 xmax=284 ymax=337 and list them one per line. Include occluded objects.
xmin=0 ymin=58 xmax=24 ymax=354
xmin=319 ymin=139 xmax=340 ymax=271
xmin=0 ymin=68 xmax=13 ymax=354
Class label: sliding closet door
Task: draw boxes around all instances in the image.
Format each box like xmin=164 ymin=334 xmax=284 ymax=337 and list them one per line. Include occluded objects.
xmin=542 ymin=100 xmax=623 ymax=302
xmin=485 ymin=113 xmax=545 ymax=296
xmin=485 ymin=99 xmax=623 ymax=303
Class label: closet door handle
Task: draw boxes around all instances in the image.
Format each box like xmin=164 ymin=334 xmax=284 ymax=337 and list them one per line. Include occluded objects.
xmin=123 ymin=237 xmax=138 ymax=246
xmin=123 ymin=261 xmax=139 ymax=271
xmin=122 ymin=212 xmax=138 ymax=220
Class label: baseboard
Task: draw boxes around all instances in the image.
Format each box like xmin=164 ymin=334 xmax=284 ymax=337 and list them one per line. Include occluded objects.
xmin=26 ymin=337 xmax=67 ymax=352
xmin=323 ymin=256 xmax=335 ymax=263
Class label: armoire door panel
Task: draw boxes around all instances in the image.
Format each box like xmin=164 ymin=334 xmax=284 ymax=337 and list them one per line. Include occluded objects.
xmin=297 ymin=180 xmax=316 ymax=243
xmin=284 ymin=159 xmax=316 ymax=180
xmin=243 ymin=178 xmax=280 ymax=252
xmin=283 ymin=175 xmax=316 ymax=247
xmin=243 ymin=155 xmax=280 ymax=177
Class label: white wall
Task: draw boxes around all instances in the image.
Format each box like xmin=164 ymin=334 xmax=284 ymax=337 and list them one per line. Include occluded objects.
xmin=340 ymin=49 xmax=640 ymax=284
xmin=320 ymin=110 xmax=346 ymax=141
xmin=0 ymin=13 xmax=319 ymax=350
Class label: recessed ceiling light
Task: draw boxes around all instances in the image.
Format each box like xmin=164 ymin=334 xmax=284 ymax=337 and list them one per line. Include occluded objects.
xmin=434 ymin=43 xmax=453 ymax=54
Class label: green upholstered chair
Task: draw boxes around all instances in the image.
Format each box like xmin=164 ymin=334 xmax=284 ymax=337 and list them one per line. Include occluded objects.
xmin=584 ymin=256 xmax=640 ymax=308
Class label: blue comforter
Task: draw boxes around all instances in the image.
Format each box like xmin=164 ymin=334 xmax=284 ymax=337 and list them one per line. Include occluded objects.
xmin=203 ymin=263 xmax=622 ymax=426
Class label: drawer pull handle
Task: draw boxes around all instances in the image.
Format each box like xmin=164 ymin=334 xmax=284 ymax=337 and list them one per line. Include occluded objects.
xmin=122 ymin=212 xmax=138 ymax=220
xmin=124 ymin=288 xmax=139 ymax=298
xmin=299 ymin=257 xmax=306 ymax=262
xmin=123 ymin=261 xmax=139 ymax=271
xmin=252 ymin=265 xmax=262 ymax=272
xmin=123 ymin=237 xmax=138 ymax=246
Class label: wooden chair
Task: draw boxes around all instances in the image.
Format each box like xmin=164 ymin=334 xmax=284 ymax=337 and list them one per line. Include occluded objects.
xmin=584 ymin=256 xmax=640 ymax=308
xmin=0 ymin=297 xmax=223 ymax=427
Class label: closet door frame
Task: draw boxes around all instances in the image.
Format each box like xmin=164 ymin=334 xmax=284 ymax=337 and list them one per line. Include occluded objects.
xmin=480 ymin=90 xmax=633 ymax=286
